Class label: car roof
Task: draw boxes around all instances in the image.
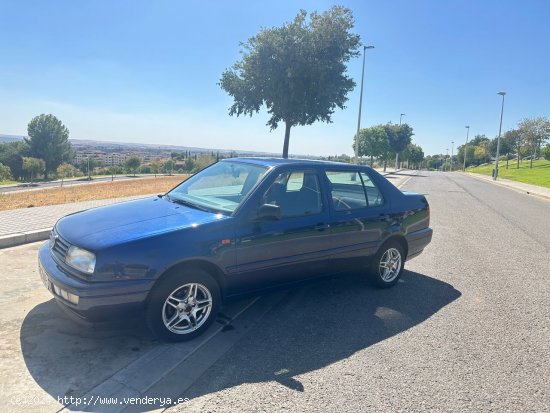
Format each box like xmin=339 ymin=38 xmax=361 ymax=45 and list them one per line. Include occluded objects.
xmin=223 ymin=157 xmax=373 ymax=170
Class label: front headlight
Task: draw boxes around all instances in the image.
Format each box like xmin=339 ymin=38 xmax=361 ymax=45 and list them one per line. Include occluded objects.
xmin=65 ymin=246 xmax=96 ymax=274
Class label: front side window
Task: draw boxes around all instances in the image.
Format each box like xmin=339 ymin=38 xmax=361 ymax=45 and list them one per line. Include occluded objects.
xmin=263 ymin=171 xmax=323 ymax=218
xmin=168 ymin=161 xmax=268 ymax=214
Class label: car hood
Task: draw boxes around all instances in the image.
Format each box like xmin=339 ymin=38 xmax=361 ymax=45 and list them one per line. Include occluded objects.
xmin=55 ymin=196 xmax=229 ymax=250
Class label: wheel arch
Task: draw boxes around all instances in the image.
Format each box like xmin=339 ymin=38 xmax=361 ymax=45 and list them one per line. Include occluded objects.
xmin=379 ymin=234 xmax=409 ymax=259
xmin=148 ymin=259 xmax=227 ymax=303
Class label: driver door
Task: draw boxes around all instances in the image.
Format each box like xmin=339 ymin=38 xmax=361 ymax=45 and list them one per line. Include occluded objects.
xmin=232 ymin=170 xmax=331 ymax=294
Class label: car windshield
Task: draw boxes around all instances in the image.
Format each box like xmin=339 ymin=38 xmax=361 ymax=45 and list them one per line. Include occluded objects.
xmin=167 ymin=161 xmax=269 ymax=214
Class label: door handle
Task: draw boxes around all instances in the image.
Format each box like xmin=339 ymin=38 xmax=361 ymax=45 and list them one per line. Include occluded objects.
xmin=379 ymin=214 xmax=391 ymax=221
xmin=315 ymin=223 xmax=330 ymax=231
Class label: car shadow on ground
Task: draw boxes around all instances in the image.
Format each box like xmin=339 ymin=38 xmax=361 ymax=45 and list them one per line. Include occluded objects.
xmin=19 ymin=299 xmax=157 ymax=406
xmin=181 ymin=270 xmax=460 ymax=402
xmin=20 ymin=270 xmax=460 ymax=412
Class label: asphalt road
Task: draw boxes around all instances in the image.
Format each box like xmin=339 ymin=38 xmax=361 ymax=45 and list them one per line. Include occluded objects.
xmin=1 ymin=171 xmax=549 ymax=412
xmin=164 ymin=171 xmax=550 ymax=413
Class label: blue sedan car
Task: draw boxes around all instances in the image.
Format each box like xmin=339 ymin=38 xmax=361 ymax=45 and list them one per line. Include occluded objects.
xmin=38 ymin=158 xmax=432 ymax=341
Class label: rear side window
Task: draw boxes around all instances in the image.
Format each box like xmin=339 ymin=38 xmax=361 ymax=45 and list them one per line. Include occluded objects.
xmin=360 ymin=172 xmax=384 ymax=207
xmin=326 ymin=170 xmax=384 ymax=210
xmin=326 ymin=171 xmax=367 ymax=211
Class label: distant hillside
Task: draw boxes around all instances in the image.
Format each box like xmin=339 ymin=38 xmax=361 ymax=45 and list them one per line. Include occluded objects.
xmin=0 ymin=134 xmax=279 ymax=157
xmin=0 ymin=134 xmax=25 ymax=144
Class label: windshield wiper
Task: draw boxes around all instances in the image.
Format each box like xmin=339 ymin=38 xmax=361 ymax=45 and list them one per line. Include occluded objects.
xmin=167 ymin=196 xmax=211 ymax=212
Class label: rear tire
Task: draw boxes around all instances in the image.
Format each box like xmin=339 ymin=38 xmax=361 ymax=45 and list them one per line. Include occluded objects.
xmin=368 ymin=240 xmax=405 ymax=288
xmin=146 ymin=269 xmax=220 ymax=342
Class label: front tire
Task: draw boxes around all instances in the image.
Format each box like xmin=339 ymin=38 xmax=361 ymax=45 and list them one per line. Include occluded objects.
xmin=146 ymin=269 xmax=220 ymax=342
xmin=368 ymin=241 xmax=405 ymax=288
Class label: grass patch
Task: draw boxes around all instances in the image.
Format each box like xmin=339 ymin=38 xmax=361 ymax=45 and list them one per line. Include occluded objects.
xmin=0 ymin=175 xmax=189 ymax=211
xmin=466 ymin=159 xmax=550 ymax=188
xmin=0 ymin=180 xmax=18 ymax=185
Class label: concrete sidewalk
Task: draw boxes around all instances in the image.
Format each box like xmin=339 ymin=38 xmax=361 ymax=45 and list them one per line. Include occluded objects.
xmin=464 ymin=172 xmax=550 ymax=201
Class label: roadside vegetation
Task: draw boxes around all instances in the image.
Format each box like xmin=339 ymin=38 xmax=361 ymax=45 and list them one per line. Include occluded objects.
xmin=466 ymin=159 xmax=550 ymax=188
xmin=0 ymin=175 xmax=187 ymax=211
xmin=425 ymin=117 xmax=550 ymax=172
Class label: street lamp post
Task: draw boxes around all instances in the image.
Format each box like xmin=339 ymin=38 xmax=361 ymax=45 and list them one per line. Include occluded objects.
xmin=451 ymin=141 xmax=454 ymax=171
xmin=354 ymin=45 xmax=375 ymax=164
xmin=395 ymin=113 xmax=406 ymax=170
xmin=394 ymin=113 xmax=406 ymax=170
xmin=494 ymin=92 xmax=506 ymax=180
xmin=463 ymin=125 xmax=470 ymax=171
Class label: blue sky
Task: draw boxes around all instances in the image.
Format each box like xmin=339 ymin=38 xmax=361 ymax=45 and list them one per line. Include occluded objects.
xmin=1 ymin=0 xmax=549 ymax=156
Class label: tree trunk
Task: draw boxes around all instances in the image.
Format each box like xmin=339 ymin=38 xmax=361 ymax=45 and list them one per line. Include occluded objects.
xmin=394 ymin=153 xmax=399 ymax=171
xmin=370 ymin=155 xmax=373 ymax=167
xmin=282 ymin=122 xmax=292 ymax=158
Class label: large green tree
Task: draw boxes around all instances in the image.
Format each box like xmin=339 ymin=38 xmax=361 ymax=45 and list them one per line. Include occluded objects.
xmin=355 ymin=125 xmax=390 ymax=166
xmin=385 ymin=123 xmax=413 ymax=169
xmin=517 ymin=117 xmax=550 ymax=168
xmin=220 ymin=6 xmax=361 ymax=158
xmin=125 ymin=156 xmax=141 ymax=177
xmin=0 ymin=141 xmax=29 ymax=180
xmin=402 ymin=143 xmax=424 ymax=168
xmin=0 ymin=162 xmax=12 ymax=181
xmin=26 ymin=114 xmax=71 ymax=179
xmin=22 ymin=157 xmax=45 ymax=182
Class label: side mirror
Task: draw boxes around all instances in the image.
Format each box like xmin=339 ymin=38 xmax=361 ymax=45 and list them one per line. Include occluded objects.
xmin=258 ymin=203 xmax=281 ymax=220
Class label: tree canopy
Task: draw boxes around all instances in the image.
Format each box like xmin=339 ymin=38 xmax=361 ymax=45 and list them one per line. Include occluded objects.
xmin=22 ymin=157 xmax=45 ymax=182
xmin=386 ymin=123 xmax=414 ymax=155
xmin=355 ymin=125 xmax=391 ymax=166
xmin=220 ymin=6 xmax=361 ymax=158
xmin=125 ymin=156 xmax=141 ymax=177
xmin=0 ymin=162 xmax=12 ymax=181
xmin=26 ymin=114 xmax=71 ymax=179
xmin=0 ymin=141 xmax=28 ymax=180
xmin=403 ymin=143 xmax=424 ymax=167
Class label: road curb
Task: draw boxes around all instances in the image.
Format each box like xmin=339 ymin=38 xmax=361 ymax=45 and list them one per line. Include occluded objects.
xmin=463 ymin=172 xmax=550 ymax=202
xmin=0 ymin=228 xmax=50 ymax=249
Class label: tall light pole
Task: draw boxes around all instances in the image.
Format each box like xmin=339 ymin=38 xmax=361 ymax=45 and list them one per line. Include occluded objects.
xmin=395 ymin=113 xmax=406 ymax=169
xmin=494 ymin=91 xmax=506 ymax=180
xmin=354 ymin=45 xmax=375 ymax=164
xmin=463 ymin=125 xmax=470 ymax=171
xmin=450 ymin=141 xmax=454 ymax=171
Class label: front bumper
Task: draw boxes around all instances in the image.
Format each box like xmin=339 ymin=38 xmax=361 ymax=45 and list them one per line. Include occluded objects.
xmin=405 ymin=227 xmax=433 ymax=261
xmin=38 ymin=242 xmax=155 ymax=321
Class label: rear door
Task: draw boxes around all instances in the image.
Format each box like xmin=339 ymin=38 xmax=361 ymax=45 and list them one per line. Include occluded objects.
xmin=324 ymin=169 xmax=390 ymax=272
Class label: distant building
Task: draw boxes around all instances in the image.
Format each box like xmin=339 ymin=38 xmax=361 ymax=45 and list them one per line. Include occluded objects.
xmin=75 ymin=150 xmax=166 ymax=167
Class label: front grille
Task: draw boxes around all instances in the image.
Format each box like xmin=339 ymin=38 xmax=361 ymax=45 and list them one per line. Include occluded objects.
xmin=51 ymin=229 xmax=70 ymax=259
